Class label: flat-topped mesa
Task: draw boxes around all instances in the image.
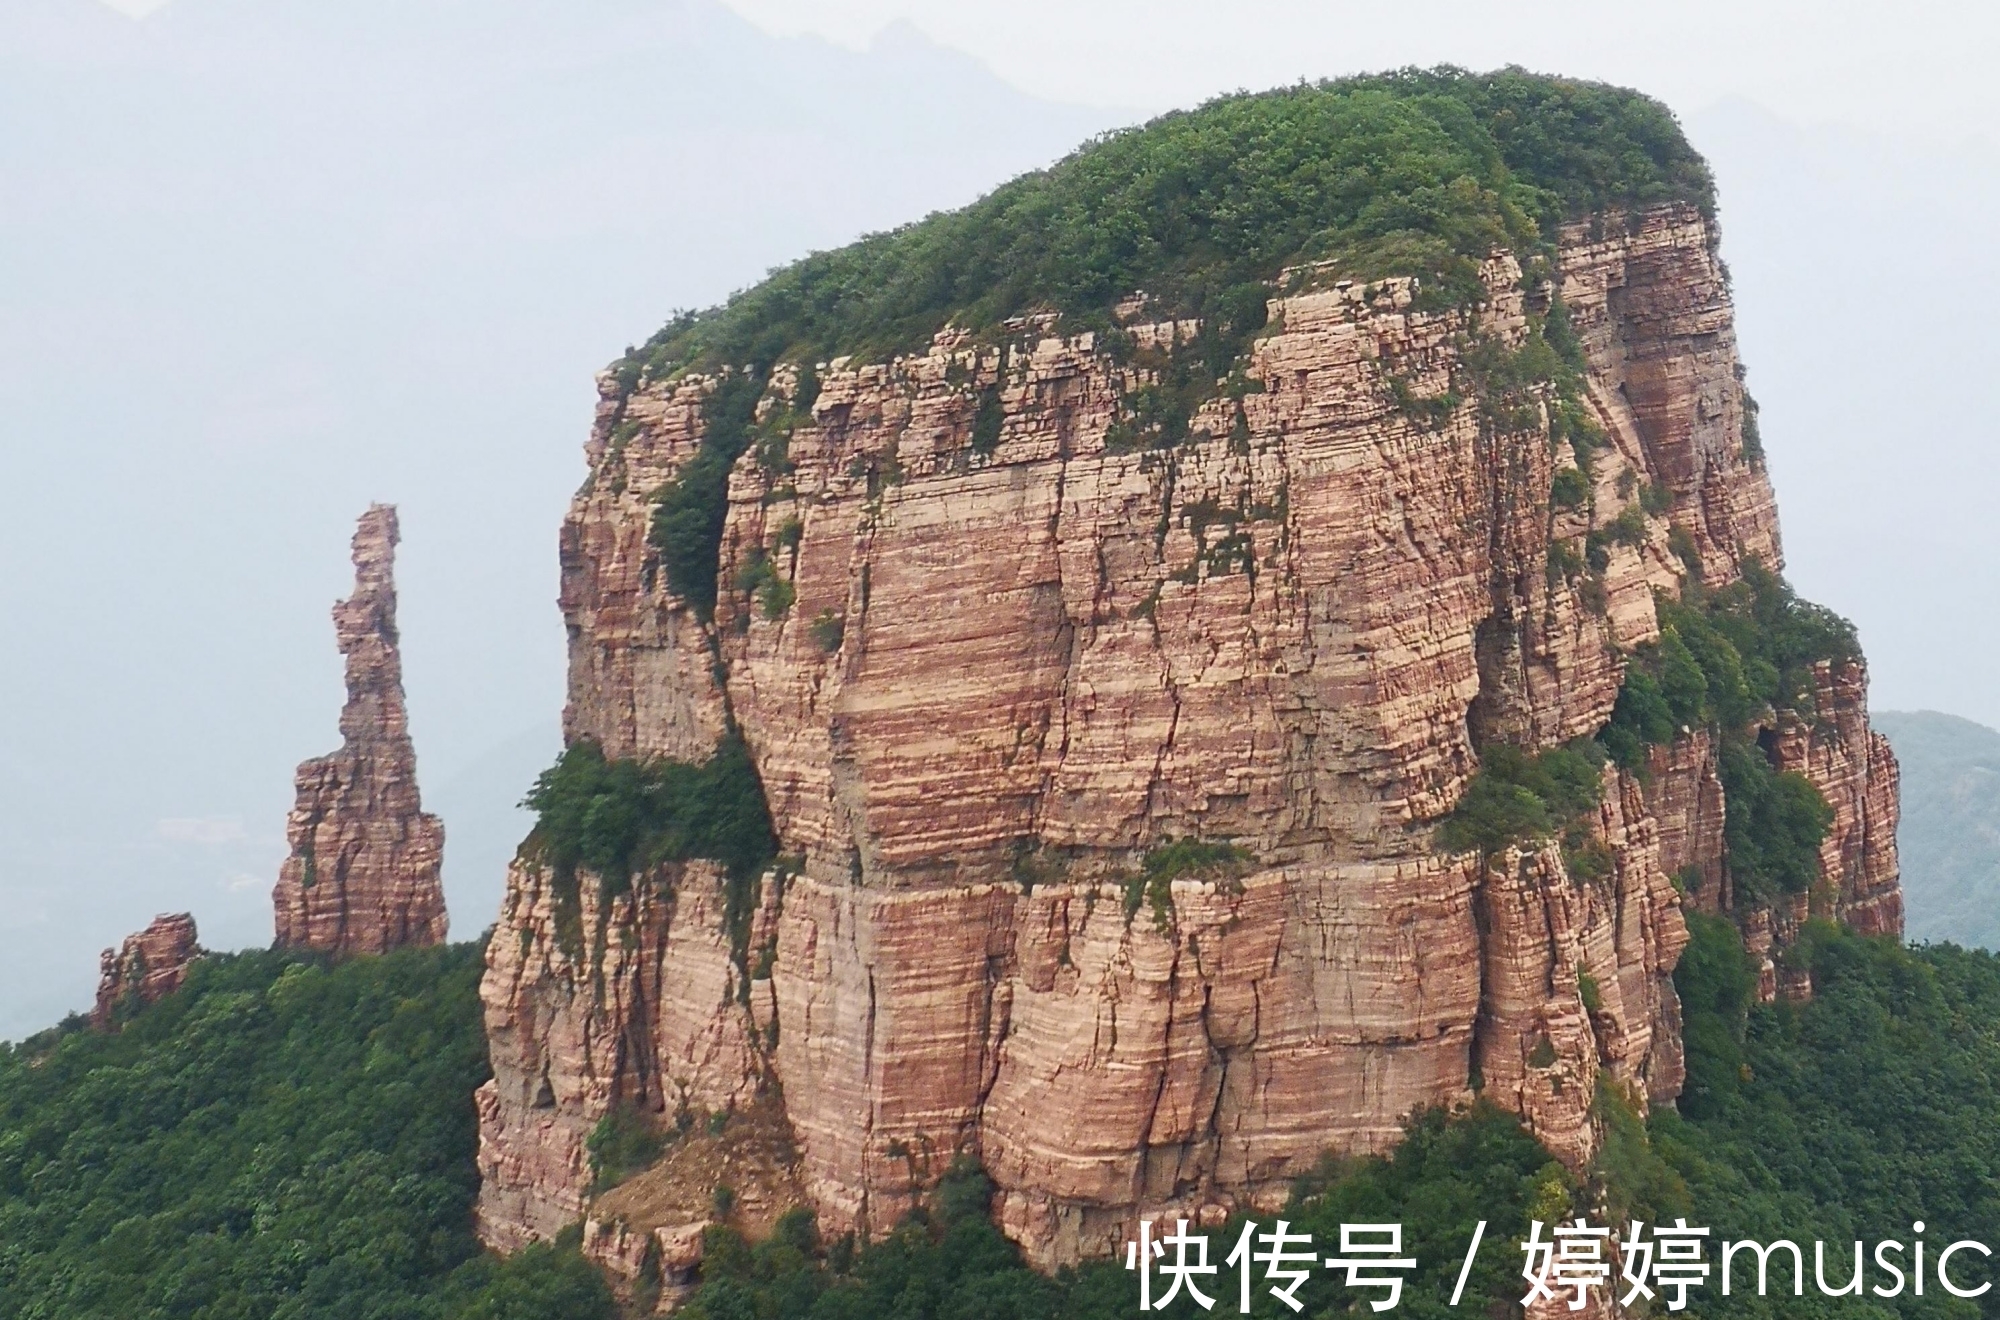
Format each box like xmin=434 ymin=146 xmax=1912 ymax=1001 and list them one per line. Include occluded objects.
xmin=273 ymin=504 xmax=448 ymax=955
xmin=474 ymin=74 xmax=1901 ymax=1275
xmin=91 ymin=913 xmax=202 ymax=1030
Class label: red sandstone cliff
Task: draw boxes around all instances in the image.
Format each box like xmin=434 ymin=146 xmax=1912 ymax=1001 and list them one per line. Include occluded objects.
xmin=273 ymin=505 xmax=449 ymax=956
xmin=475 ymin=206 xmax=1899 ymax=1272
xmin=92 ymin=913 xmax=202 ymax=1031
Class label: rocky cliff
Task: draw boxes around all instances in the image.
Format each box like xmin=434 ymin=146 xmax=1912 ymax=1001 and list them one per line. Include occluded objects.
xmin=91 ymin=913 xmax=201 ymax=1031
xmin=273 ymin=505 xmax=449 ymax=956
xmin=474 ymin=79 xmax=1900 ymax=1277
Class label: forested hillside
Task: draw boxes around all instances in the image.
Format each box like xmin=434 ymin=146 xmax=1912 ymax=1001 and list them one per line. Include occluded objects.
xmin=0 ymin=945 xmax=614 ymax=1320
xmin=6 ymin=924 xmax=1999 ymax=1318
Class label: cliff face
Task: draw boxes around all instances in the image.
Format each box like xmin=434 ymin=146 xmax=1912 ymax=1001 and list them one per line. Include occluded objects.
xmin=476 ymin=206 xmax=1900 ymax=1269
xmin=1775 ymin=660 xmax=1903 ymax=937
xmin=92 ymin=914 xmax=201 ymax=1031
xmin=273 ymin=505 xmax=449 ymax=956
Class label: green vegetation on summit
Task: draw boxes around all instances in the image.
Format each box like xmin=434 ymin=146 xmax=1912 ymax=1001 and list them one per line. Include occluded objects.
xmin=622 ymin=67 xmax=1712 ymax=383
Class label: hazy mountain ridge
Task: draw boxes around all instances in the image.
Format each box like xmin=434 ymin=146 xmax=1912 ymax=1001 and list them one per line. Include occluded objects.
xmin=1876 ymin=709 xmax=2000 ymax=948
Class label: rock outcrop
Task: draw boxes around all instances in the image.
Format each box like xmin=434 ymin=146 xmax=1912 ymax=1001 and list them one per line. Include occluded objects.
xmin=476 ymin=856 xmax=770 ymax=1250
xmin=1774 ymin=659 xmax=1904 ymax=937
xmin=91 ymin=913 xmax=202 ymax=1030
xmin=273 ymin=505 xmax=448 ymax=956
xmin=476 ymin=205 xmax=1900 ymax=1269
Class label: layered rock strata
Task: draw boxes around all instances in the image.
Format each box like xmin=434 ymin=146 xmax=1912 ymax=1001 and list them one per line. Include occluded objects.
xmin=1774 ymin=660 xmax=1903 ymax=936
xmin=476 ymin=857 xmax=771 ymax=1250
xmin=478 ymin=204 xmax=1899 ymax=1267
xmin=91 ymin=913 xmax=202 ymax=1030
xmin=273 ymin=505 xmax=448 ymax=955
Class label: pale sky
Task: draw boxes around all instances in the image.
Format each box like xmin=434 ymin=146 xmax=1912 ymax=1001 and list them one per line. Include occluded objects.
xmin=92 ymin=0 xmax=2000 ymax=137
xmin=714 ymin=0 xmax=1994 ymax=134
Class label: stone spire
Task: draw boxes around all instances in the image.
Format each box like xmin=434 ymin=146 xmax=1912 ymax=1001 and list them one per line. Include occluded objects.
xmin=273 ymin=504 xmax=448 ymax=954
